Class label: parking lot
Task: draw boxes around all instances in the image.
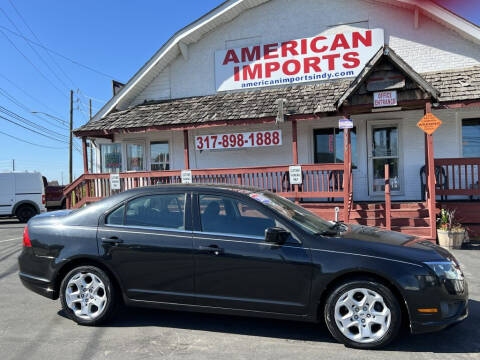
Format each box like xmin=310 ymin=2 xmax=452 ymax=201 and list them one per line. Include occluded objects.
xmin=0 ymin=218 xmax=479 ymax=360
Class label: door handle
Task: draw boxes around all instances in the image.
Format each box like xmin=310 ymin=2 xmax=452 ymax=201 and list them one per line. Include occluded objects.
xmin=198 ymin=245 xmax=224 ymax=255
xmin=101 ymin=236 xmax=123 ymax=245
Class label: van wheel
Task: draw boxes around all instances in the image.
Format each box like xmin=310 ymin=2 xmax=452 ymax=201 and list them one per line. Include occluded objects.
xmin=60 ymin=266 xmax=116 ymax=326
xmin=324 ymin=279 xmax=401 ymax=349
xmin=16 ymin=205 xmax=37 ymax=223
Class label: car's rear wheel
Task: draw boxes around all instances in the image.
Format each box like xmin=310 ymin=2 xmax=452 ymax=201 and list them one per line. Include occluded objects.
xmin=324 ymin=279 xmax=401 ymax=349
xmin=60 ymin=266 xmax=116 ymax=326
xmin=16 ymin=205 xmax=36 ymax=223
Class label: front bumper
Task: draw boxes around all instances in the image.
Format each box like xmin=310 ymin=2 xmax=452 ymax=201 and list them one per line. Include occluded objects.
xmin=411 ymin=299 xmax=469 ymax=334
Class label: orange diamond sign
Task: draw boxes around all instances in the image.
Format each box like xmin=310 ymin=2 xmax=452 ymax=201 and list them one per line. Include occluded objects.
xmin=417 ymin=113 xmax=442 ymax=135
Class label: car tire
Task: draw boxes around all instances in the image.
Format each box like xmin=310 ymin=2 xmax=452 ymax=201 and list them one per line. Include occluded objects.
xmin=60 ymin=266 xmax=116 ymax=326
xmin=16 ymin=205 xmax=37 ymax=223
xmin=324 ymin=279 xmax=402 ymax=349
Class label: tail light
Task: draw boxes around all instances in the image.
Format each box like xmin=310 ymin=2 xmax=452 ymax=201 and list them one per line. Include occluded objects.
xmin=42 ymin=194 xmax=46 ymax=205
xmin=23 ymin=226 xmax=32 ymax=247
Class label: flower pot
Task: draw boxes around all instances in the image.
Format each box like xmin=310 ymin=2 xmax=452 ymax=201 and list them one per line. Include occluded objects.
xmin=437 ymin=229 xmax=465 ymax=249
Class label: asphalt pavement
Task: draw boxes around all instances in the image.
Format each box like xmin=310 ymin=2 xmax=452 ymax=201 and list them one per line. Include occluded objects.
xmin=0 ymin=218 xmax=479 ymax=360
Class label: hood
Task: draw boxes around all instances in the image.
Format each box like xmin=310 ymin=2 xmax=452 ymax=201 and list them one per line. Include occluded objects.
xmin=316 ymin=224 xmax=449 ymax=264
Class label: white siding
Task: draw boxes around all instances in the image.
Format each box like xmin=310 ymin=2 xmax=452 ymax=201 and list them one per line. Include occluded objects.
xmin=128 ymin=0 xmax=480 ymax=104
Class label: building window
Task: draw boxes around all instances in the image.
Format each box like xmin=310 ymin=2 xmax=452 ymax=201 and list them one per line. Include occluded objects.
xmin=314 ymin=128 xmax=357 ymax=168
xmin=101 ymin=144 xmax=122 ymax=173
xmin=462 ymin=119 xmax=480 ymax=158
xmin=126 ymin=143 xmax=145 ymax=172
xmin=150 ymin=142 xmax=170 ymax=171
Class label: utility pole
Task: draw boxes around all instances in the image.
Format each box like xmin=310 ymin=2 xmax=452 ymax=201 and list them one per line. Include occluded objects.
xmin=12 ymin=159 xmax=15 ymax=171
xmin=89 ymin=99 xmax=93 ymax=173
xmin=69 ymin=90 xmax=73 ymax=184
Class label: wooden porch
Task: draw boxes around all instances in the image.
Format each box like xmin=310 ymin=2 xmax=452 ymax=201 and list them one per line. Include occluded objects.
xmin=63 ymin=156 xmax=480 ymax=241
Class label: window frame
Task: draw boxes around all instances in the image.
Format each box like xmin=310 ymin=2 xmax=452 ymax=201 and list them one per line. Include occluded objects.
xmin=100 ymin=143 xmax=123 ymax=174
xmin=102 ymin=191 xmax=192 ymax=232
xmin=461 ymin=118 xmax=480 ymax=158
xmin=150 ymin=141 xmax=170 ymax=171
xmin=193 ymin=191 xmax=299 ymax=243
xmin=313 ymin=127 xmax=357 ymax=169
xmin=125 ymin=141 xmax=146 ymax=172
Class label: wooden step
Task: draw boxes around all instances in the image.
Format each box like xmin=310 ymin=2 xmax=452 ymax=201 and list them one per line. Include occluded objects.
xmin=392 ymin=226 xmax=431 ymax=237
xmin=353 ymin=202 xmax=426 ymax=210
xmin=350 ymin=209 xmax=430 ymax=219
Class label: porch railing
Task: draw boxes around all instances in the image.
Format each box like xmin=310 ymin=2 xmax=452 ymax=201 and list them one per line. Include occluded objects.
xmin=63 ymin=163 xmax=346 ymax=209
xmin=434 ymin=158 xmax=480 ymax=197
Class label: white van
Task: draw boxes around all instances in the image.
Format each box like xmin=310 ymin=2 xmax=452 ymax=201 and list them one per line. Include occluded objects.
xmin=0 ymin=172 xmax=46 ymax=222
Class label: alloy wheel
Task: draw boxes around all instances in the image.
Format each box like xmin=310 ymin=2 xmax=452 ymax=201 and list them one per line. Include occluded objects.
xmin=333 ymin=288 xmax=391 ymax=344
xmin=65 ymin=272 xmax=108 ymax=320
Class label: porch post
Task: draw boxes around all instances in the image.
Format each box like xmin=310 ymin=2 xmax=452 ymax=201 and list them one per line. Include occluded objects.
xmin=183 ymin=130 xmax=190 ymax=170
xmin=343 ymin=128 xmax=352 ymax=223
xmin=425 ymin=102 xmax=437 ymax=240
xmin=291 ymin=120 xmax=299 ymax=202
xmin=82 ymin=137 xmax=89 ymax=174
xmin=291 ymin=119 xmax=298 ymax=164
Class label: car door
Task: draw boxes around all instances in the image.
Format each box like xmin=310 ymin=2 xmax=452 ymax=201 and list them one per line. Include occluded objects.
xmin=97 ymin=191 xmax=195 ymax=304
xmin=0 ymin=174 xmax=14 ymax=215
xmin=192 ymin=192 xmax=312 ymax=315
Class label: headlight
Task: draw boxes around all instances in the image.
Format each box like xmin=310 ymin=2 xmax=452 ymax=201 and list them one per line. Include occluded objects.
xmin=424 ymin=261 xmax=463 ymax=280
xmin=424 ymin=261 xmax=465 ymax=294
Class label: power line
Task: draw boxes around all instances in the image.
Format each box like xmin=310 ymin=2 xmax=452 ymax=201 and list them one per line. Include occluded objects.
xmin=0 ymin=26 xmax=68 ymax=99
xmin=0 ymin=114 xmax=69 ymax=143
xmin=0 ymin=72 xmax=63 ymax=118
xmin=0 ymin=88 xmax=68 ymax=130
xmin=0 ymin=24 xmax=116 ymax=79
xmin=7 ymin=0 xmax=77 ymax=89
xmin=0 ymin=129 xmax=70 ymax=149
xmin=0 ymin=106 xmax=69 ymax=139
xmin=0 ymin=7 xmax=70 ymax=92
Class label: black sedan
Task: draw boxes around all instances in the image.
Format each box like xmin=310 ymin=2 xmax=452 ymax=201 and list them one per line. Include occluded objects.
xmin=18 ymin=184 xmax=468 ymax=349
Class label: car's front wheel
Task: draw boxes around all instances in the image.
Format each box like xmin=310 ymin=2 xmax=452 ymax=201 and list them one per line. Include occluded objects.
xmin=324 ymin=279 xmax=402 ymax=349
xmin=60 ymin=266 xmax=116 ymax=325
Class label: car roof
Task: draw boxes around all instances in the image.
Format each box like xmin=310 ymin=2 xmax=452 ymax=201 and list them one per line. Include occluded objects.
xmin=120 ymin=183 xmax=264 ymax=196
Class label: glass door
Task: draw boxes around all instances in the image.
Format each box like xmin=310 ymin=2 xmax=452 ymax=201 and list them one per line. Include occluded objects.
xmin=368 ymin=124 xmax=401 ymax=195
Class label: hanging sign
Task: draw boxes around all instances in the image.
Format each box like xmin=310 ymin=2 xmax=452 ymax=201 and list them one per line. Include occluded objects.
xmin=417 ymin=113 xmax=442 ymax=135
xmin=373 ymin=90 xmax=398 ymax=107
xmin=215 ymin=29 xmax=384 ymax=91
xmin=195 ymin=130 xmax=282 ymax=151
xmin=181 ymin=170 xmax=192 ymax=184
xmin=339 ymin=118 xmax=353 ymax=129
xmin=289 ymin=166 xmax=303 ymax=185
xmin=110 ymin=174 xmax=121 ymax=190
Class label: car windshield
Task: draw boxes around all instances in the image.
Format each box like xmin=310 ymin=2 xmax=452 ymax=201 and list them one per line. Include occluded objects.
xmin=248 ymin=191 xmax=334 ymax=235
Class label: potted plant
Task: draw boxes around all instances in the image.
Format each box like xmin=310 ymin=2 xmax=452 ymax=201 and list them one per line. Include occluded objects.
xmin=437 ymin=209 xmax=466 ymax=249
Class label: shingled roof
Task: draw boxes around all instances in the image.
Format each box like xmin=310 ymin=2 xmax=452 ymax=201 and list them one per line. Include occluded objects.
xmin=75 ymin=66 xmax=480 ymax=135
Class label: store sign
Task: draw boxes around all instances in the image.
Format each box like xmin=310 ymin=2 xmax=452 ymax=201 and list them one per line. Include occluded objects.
xmin=181 ymin=170 xmax=192 ymax=184
xmin=110 ymin=174 xmax=120 ymax=190
xmin=339 ymin=118 xmax=353 ymax=129
xmin=289 ymin=166 xmax=303 ymax=185
xmin=215 ymin=29 xmax=384 ymax=91
xmin=373 ymin=90 xmax=397 ymax=107
xmin=195 ymin=130 xmax=282 ymax=151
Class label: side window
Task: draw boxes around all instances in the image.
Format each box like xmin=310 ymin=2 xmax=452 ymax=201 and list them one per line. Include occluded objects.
xmin=106 ymin=205 xmax=125 ymax=225
xmin=199 ymin=195 xmax=276 ymax=238
xmin=125 ymin=193 xmax=185 ymax=230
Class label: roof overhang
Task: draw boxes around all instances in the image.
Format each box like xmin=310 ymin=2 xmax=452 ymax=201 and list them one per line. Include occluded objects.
xmin=334 ymin=46 xmax=440 ymax=110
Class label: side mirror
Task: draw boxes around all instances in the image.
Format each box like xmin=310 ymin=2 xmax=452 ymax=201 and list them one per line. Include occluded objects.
xmin=265 ymin=227 xmax=290 ymax=245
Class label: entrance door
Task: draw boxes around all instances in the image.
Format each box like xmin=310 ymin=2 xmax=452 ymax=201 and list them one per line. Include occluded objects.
xmin=367 ymin=124 xmax=402 ymax=196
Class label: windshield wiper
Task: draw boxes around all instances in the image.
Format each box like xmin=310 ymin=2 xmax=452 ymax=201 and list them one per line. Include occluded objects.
xmin=315 ymin=221 xmax=348 ymax=236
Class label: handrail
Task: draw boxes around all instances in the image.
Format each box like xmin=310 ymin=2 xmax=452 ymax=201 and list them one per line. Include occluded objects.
xmin=434 ymin=157 xmax=480 ymax=197
xmin=63 ymin=163 xmax=347 ymax=209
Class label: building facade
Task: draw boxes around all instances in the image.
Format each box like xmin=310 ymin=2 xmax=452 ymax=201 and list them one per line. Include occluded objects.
xmin=69 ymin=0 xmax=480 ymax=239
